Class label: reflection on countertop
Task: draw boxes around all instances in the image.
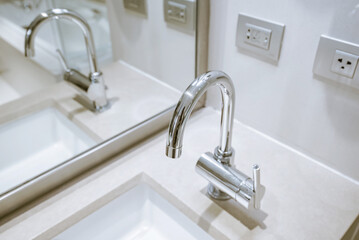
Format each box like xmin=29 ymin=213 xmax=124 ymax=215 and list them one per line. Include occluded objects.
xmin=0 ymin=59 xmax=180 ymax=198
xmin=0 ymin=60 xmax=181 ymax=141
xmin=0 ymin=108 xmax=358 ymax=240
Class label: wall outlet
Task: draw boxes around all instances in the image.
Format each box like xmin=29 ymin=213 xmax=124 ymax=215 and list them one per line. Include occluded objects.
xmin=330 ymin=50 xmax=359 ymax=78
xmin=166 ymin=1 xmax=186 ymax=23
xmin=313 ymin=35 xmax=359 ymax=89
xmin=236 ymin=13 xmax=285 ymax=62
xmin=164 ymin=0 xmax=196 ymax=32
xmin=123 ymin=0 xmax=147 ymax=16
xmin=244 ymin=23 xmax=272 ymax=50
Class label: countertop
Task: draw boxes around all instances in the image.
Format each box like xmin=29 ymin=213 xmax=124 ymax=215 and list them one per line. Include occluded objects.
xmin=0 ymin=60 xmax=180 ymax=142
xmin=0 ymin=108 xmax=358 ymax=239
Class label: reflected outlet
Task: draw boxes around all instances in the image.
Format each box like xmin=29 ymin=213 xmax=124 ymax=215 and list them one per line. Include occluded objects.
xmin=123 ymin=0 xmax=147 ymax=16
xmin=163 ymin=0 xmax=196 ymax=31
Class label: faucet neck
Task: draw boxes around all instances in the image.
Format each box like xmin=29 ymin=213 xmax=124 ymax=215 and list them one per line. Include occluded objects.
xmin=166 ymin=71 xmax=235 ymax=160
xmin=25 ymin=8 xmax=98 ymax=74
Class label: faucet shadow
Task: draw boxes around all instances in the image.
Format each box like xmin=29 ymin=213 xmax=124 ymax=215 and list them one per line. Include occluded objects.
xmin=200 ymin=187 xmax=268 ymax=230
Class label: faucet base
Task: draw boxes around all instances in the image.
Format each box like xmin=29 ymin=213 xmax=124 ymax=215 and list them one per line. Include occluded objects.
xmin=207 ymin=183 xmax=231 ymax=200
xmin=73 ymin=95 xmax=115 ymax=113
xmin=94 ymin=100 xmax=112 ymax=113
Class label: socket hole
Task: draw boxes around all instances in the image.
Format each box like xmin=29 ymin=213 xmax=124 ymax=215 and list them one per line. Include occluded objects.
xmin=338 ymin=58 xmax=343 ymax=63
xmin=247 ymin=36 xmax=250 ymax=39
xmin=347 ymin=61 xmax=352 ymax=65
xmin=341 ymin=66 xmax=345 ymax=69
xmin=247 ymin=29 xmax=250 ymax=32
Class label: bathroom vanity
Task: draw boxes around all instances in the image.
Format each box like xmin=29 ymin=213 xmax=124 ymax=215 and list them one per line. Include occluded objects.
xmin=0 ymin=108 xmax=358 ymax=239
xmin=0 ymin=0 xmax=358 ymax=239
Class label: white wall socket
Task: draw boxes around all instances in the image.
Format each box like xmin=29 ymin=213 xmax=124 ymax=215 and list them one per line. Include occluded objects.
xmin=164 ymin=0 xmax=196 ymax=32
xmin=330 ymin=50 xmax=359 ymax=78
xmin=123 ymin=0 xmax=147 ymax=16
xmin=236 ymin=13 xmax=285 ymax=62
xmin=313 ymin=35 xmax=359 ymax=89
xmin=244 ymin=23 xmax=272 ymax=50
xmin=167 ymin=1 xmax=186 ymax=23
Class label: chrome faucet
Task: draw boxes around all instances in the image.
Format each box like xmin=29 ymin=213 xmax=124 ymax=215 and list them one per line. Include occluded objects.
xmin=166 ymin=71 xmax=263 ymax=209
xmin=24 ymin=8 xmax=110 ymax=112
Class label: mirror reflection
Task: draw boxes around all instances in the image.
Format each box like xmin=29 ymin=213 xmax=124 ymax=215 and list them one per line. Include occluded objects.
xmin=0 ymin=0 xmax=197 ymax=195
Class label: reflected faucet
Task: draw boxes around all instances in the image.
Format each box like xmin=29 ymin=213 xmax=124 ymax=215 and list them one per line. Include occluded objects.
xmin=24 ymin=8 xmax=110 ymax=112
xmin=166 ymin=71 xmax=263 ymax=209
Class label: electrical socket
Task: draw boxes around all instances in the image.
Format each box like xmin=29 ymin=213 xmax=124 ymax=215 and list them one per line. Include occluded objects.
xmin=244 ymin=23 xmax=272 ymax=50
xmin=313 ymin=35 xmax=359 ymax=89
xmin=163 ymin=0 xmax=196 ymax=31
xmin=123 ymin=0 xmax=147 ymax=16
xmin=166 ymin=1 xmax=186 ymax=23
xmin=330 ymin=50 xmax=359 ymax=78
xmin=236 ymin=13 xmax=285 ymax=62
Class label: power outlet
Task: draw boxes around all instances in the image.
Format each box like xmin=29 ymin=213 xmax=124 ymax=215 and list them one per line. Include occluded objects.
xmin=167 ymin=1 xmax=186 ymax=23
xmin=330 ymin=50 xmax=359 ymax=78
xmin=313 ymin=35 xmax=359 ymax=89
xmin=163 ymin=0 xmax=196 ymax=32
xmin=244 ymin=23 xmax=272 ymax=50
xmin=236 ymin=13 xmax=285 ymax=62
xmin=123 ymin=0 xmax=147 ymax=16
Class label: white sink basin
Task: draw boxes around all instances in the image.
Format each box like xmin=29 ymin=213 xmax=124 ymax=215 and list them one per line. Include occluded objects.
xmin=0 ymin=76 xmax=20 ymax=105
xmin=0 ymin=107 xmax=96 ymax=194
xmin=54 ymin=183 xmax=214 ymax=240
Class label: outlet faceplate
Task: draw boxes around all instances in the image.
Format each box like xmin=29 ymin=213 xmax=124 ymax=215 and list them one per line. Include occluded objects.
xmin=167 ymin=1 xmax=186 ymax=23
xmin=313 ymin=35 xmax=359 ymax=89
xmin=123 ymin=0 xmax=147 ymax=16
xmin=164 ymin=0 xmax=196 ymax=32
xmin=236 ymin=13 xmax=285 ymax=62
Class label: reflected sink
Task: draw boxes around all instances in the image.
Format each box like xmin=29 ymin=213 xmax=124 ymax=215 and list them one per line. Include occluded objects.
xmin=54 ymin=183 xmax=214 ymax=240
xmin=0 ymin=107 xmax=96 ymax=194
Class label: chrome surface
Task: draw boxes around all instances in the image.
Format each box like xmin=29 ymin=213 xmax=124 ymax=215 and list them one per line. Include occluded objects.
xmin=166 ymin=70 xmax=263 ymax=209
xmin=252 ymin=164 xmax=261 ymax=209
xmin=56 ymin=49 xmax=90 ymax=92
xmin=24 ymin=8 xmax=110 ymax=112
xmin=166 ymin=71 xmax=235 ymax=159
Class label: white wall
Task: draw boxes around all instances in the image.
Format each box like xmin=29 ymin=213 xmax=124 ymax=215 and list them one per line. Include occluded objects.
xmin=207 ymin=0 xmax=359 ymax=182
xmin=106 ymin=0 xmax=196 ymax=91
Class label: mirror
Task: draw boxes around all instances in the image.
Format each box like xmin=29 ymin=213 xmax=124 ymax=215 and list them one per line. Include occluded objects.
xmin=0 ymin=0 xmax=204 ymax=197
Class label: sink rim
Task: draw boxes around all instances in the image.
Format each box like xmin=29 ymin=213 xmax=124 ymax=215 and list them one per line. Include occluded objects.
xmin=45 ymin=173 xmax=216 ymax=240
xmin=0 ymin=99 xmax=100 ymax=195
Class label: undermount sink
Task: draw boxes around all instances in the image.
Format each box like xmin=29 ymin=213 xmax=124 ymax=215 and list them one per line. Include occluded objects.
xmin=0 ymin=107 xmax=96 ymax=194
xmin=54 ymin=183 xmax=214 ymax=240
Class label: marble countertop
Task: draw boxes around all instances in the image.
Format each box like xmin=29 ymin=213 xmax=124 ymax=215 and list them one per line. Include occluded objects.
xmin=1 ymin=108 xmax=358 ymax=240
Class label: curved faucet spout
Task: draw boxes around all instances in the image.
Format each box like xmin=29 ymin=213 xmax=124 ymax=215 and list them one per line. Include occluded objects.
xmin=24 ymin=8 xmax=98 ymax=73
xmin=166 ymin=71 xmax=235 ymax=160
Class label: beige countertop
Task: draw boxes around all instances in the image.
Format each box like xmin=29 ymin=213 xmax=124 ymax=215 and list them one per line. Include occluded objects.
xmin=0 ymin=107 xmax=358 ymax=239
xmin=0 ymin=60 xmax=180 ymax=142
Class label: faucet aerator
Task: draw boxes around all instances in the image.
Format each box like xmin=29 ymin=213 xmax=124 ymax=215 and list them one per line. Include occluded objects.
xmin=24 ymin=48 xmax=32 ymax=58
xmin=166 ymin=145 xmax=182 ymax=158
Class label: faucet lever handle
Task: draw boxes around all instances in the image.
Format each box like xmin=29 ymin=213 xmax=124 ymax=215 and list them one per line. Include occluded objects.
xmin=56 ymin=49 xmax=70 ymax=72
xmin=252 ymin=164 xmax=261 ymax=209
